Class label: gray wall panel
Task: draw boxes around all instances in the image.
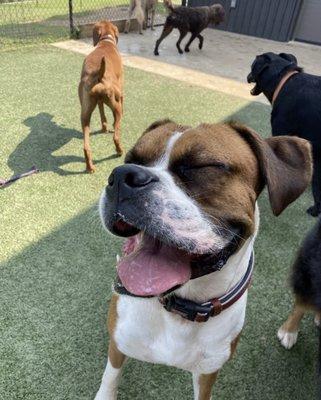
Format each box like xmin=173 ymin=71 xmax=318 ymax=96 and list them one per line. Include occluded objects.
xmin=188 ymin=0 xmax=303 ymax=42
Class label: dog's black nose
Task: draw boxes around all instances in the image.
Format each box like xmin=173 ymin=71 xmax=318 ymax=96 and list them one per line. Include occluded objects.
xmin=107 ymin=164 xmax=159 ymax=201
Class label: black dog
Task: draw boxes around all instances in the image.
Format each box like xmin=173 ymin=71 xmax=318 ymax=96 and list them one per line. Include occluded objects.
xmin=247 ymin=52 xmax=321 ymax=217
xmin=278 ymin=217 xmax=321 ymax=396
xmin=154 ymin=0 xmax=224 ymax=56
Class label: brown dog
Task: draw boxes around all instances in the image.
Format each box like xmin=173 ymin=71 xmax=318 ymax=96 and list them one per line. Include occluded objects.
xmin=125 ymin=0 xmax=158 ymax=34
xmin=78 ymin=21 xmax=123 ymax=173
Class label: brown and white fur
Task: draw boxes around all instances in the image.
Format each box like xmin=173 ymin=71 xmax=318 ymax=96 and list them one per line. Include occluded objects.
xmin=78 ymin=21 xmax=123 ymax=173
xmin=95 ymin=120 xmax=312 ymax=399
xmin=124 ymin=0 xmax=158 ymax=34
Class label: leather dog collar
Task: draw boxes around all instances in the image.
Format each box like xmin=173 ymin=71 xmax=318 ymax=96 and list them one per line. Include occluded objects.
xmin=272 ymin=70 xmax=299 ymax=105
xmin=114 ymin=252 xmax=254 ymax=323
xmin=159 ymin=252 xmax=254 ymax=322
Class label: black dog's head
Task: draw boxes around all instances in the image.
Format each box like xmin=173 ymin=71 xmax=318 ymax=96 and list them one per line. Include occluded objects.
xmin=247 ymin=52 xmax=302 ymax=101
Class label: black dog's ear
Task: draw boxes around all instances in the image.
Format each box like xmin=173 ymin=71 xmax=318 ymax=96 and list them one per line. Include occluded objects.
xmin=231 ymin=123 xmax=312 ymax=216
xmin=279 ymin=53 xmax=297 ymax=64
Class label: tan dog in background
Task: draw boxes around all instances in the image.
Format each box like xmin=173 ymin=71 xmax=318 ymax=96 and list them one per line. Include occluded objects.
xmin=124 ymin=0 xmax=158 ymax=34
xmin=78 ymin=20 xmax=123 ymax=173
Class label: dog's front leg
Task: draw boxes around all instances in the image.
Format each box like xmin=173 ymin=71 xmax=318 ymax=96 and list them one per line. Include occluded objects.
xmin=184 ymin=33 xmax=197 ymax=52
xmin=94 ymin=340 xmax=126 ymax=400
xmin=277 ymin=301 xmax=306 ymax=349
xmin=192 ymin=371 xmax=218 ymax=400
xmin=176 ymin=30 xmax=188 ymax=54
xmin=98 ymin=101 xmax=108 ymax=133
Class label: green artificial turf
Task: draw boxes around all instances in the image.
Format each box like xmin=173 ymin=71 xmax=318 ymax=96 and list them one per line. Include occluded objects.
xmin=0 ymin=45 xmax=318 ymax=400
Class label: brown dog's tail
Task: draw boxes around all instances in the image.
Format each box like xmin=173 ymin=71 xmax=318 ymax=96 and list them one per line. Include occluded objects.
xmin=163 ymin=0 xmax=174 ymax=11
xmin=90 ymin=57 xmax=113 ymax=98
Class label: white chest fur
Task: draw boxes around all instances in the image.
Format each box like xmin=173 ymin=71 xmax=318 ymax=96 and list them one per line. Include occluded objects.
xmin=115 ymin=292 xmax=247 ymax=374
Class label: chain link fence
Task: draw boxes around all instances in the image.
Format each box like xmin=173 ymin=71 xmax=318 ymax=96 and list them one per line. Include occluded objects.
xmin=0 ymin=0 xmax=167 ymax=50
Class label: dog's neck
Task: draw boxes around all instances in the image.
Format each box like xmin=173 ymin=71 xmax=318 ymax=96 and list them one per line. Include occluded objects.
xmin=175 ymin=204 xmax=259 ymax=303
xmin=272 ymin=70 xmax=299 ymax=105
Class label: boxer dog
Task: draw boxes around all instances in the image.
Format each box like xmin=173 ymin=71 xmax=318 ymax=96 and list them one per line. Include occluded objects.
xmin=96 ymin=120 xmax=312 ymax=399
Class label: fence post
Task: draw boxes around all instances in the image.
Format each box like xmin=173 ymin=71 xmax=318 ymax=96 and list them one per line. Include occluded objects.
xmin=69 ymin=0 xmax=75 ymax=37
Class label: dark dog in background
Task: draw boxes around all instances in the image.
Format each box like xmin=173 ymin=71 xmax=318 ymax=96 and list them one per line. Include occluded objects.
xmin=154 ymin=0 xmax=224 ymax=56
xmin=278 ymin=217 xmax=321 ymax=396
xmin=247 ymin=52 xmax=321 ymax=217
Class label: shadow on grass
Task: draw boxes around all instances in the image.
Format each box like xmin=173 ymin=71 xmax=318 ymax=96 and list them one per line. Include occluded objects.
xmin=0 ymin=204 xmax=121 ymax=399
xmin=7 ymin=112 xmax=118 ymax=178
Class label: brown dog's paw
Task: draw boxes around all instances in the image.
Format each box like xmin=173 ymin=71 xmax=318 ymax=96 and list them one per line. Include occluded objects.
xmin=87 ymin=165 xmax=96 ymax=174
xmin=101 ymin=124 xmax=108 ymax=133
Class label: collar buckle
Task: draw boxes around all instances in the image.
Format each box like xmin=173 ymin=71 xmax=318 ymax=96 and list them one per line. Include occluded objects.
xmin=160 ymin=295 xmax=213 ymax=322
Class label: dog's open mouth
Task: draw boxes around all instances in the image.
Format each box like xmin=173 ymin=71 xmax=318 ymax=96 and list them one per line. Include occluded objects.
xmin=113 ymin=219 xmax=226 ymax=297
xmin=115 ymin=227 xmax=192 ymax=297
xmin=112 ymin=216 xmax=240 ymax=297
xmin=250 ymin=83 xmax=261 ymax=96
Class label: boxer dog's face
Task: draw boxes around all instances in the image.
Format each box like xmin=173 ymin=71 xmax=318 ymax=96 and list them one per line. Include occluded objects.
xmin=99 ymin=120 xmax=312 ymax=297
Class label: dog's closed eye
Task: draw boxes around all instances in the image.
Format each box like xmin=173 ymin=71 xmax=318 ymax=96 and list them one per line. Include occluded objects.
xmin=173 ymin=162 xmax=231 ymax=180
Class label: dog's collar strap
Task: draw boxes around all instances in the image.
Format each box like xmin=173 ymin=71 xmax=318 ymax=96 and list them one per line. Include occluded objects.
xmin=159 ymin=252 xmax=254 ymax=323
xmin=272 ymin=70 xmax=299 ymax=105
xmin=100 ymin=34 xmax=116 ymax=45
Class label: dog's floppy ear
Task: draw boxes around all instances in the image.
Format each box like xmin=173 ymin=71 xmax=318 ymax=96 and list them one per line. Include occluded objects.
xmin=279 ymin=53 xmax=297 ymax=64
xmin=231 ymin=123 xmax=312 ymax=216
xmin=93 ymin=23 xmax=102 ymax=46
xmin=143 ymin=119 xmax=174 ymax=134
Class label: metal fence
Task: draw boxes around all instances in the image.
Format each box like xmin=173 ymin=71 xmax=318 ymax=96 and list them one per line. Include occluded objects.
xmin=0 ymin=0 xmax=165 ymax=49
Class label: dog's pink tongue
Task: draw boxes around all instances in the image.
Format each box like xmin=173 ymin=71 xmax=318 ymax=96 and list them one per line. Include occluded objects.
xmin=117 ymin=238 xmax=191 ymax=297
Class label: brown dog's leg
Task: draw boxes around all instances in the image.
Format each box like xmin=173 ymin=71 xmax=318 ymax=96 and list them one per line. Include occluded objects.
xmin=184 ymin=33 xmax=197 ymax=52
xmin=81 ymin=97 xmax=97 ymax=173
xmin=112 ymin=100 xmax=123 ymax=156
xmin=98 ymin=101 xmax=108 ymax=133
xmin=176 ymin=30 xmax=188 ymax=54
xmin=192 ymin=371 xmax=218 ymax=400
xmin=154 ymin=23 xmax=173 ymax=56
xmin=277 ymin=300 xmax=306 ymax=349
